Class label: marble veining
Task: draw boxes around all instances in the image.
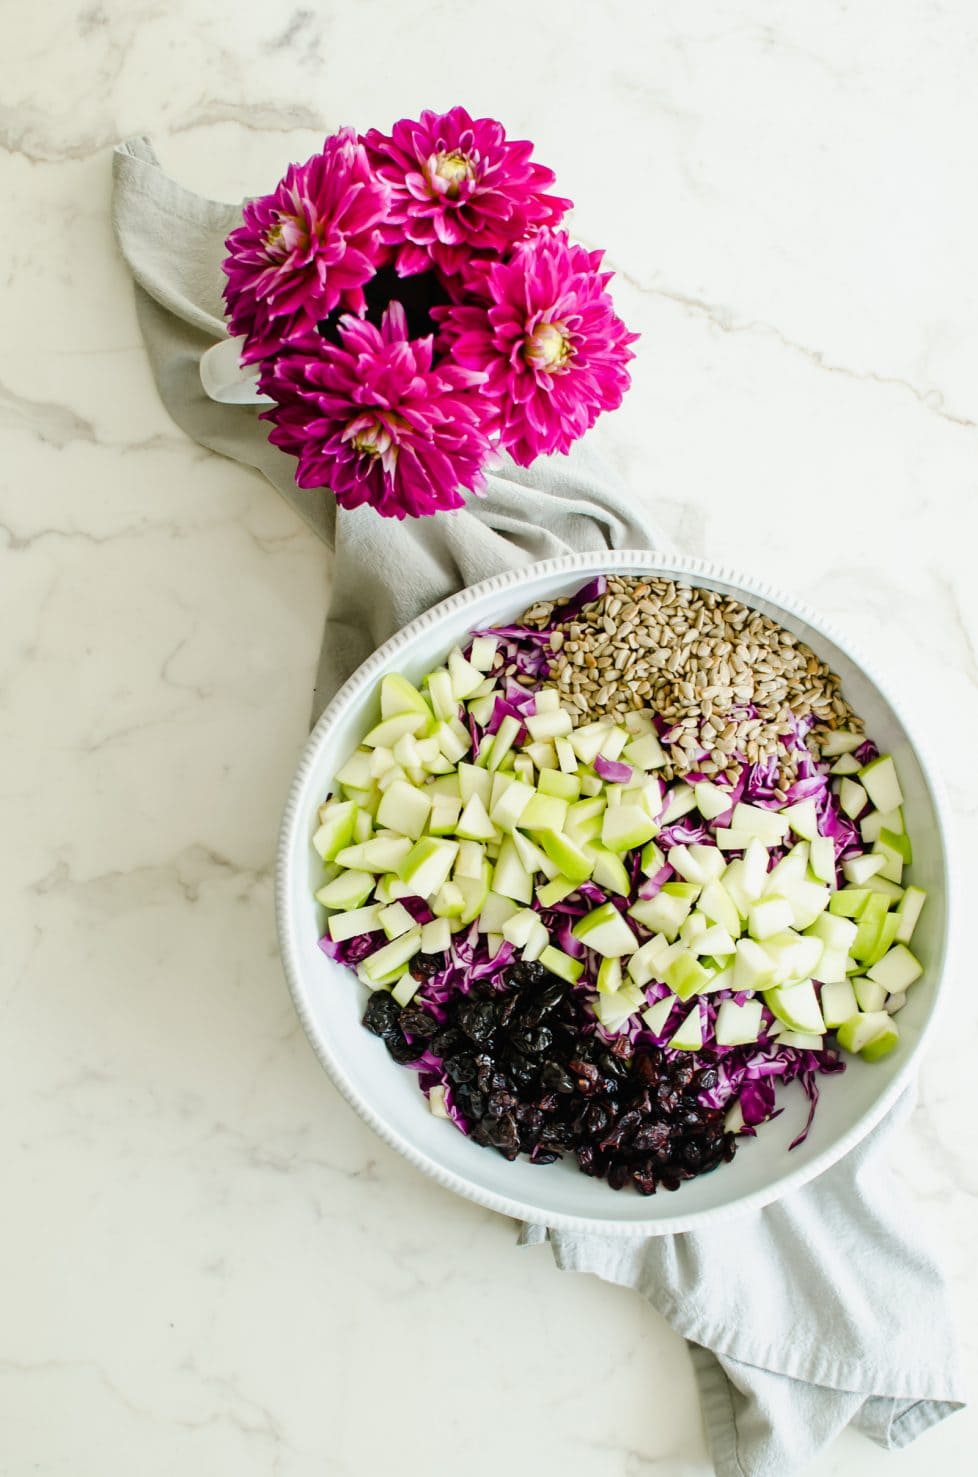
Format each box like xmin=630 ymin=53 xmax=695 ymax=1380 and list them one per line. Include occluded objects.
xmin=2 ymin=2 xmax=977 ymax=1473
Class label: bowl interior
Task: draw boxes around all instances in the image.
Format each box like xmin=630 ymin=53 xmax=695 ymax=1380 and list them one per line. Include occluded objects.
xmin=278 ymin=553 xmax=950 ymax=1234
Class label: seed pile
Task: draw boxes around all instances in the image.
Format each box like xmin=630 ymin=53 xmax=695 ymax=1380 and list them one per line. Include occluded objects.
xmin=363 ymin=960 xmax=735 ymax=1195
xmin=518 ymin=575 xmax=862 ymax=784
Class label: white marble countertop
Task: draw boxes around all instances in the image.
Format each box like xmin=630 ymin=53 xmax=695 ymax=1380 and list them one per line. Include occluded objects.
xmin=4 ymin=2 xmax=977 ymax=1472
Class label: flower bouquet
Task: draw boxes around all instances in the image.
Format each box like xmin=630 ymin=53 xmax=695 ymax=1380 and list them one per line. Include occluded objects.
xmin=221 ymin=107 xmax=637 ymax=520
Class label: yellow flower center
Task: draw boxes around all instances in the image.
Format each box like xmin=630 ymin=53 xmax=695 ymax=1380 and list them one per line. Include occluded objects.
xmin=524 ymin=321 xmax=573 ymax=372
xmin=350 ymin=425 xmax=384 ymax=459
xmin=431 ymin=150 xmax=476 ymax=198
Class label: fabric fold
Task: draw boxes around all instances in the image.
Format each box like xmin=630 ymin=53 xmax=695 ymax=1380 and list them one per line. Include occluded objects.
xmin=111 ymin=135 xmax=964 ymax=1476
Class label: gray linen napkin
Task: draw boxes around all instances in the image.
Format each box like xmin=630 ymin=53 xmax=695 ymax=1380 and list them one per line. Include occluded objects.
xmin=112 ymin=136 xmax=964 ymax=1475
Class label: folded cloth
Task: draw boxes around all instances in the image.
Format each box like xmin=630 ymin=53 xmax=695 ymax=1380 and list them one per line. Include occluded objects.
xmin=112 ymin=135 xmax=964 ymax=1476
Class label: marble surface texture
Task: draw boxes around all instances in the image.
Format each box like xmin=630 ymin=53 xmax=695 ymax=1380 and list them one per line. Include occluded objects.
xmin=2 ymin=2 xmax=977 ymax=1473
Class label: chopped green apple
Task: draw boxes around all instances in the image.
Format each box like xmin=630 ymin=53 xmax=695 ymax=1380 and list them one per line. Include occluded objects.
xmin=781 ymin=799 xmax=819 ymax=841
xmin=555 ymin=736 xmax=578 ymax=773
xmin=567 ymin=721 xmax=614 ymax=765
xmin=843 ymin=853 xmax=886 ymax=886
xmin=762 ymin=930 xmax=823 ymax=984
xmin=819 ymin=728 xmax=863 ymax=757
xmin=378 ymin=902 xmax=416 ymax=940
xmin=714 ymin=828 xmax=752 ymax=851
xmin=853 ymin=976 xmax=887 ymax=1012
xmin=375 ymin=780 xmax=431 ymax=840
xmin=420 ymin=917 xmax=451 ymax=953
xmin=622 ymin=732 xmax=667 ymax=770
xmin=663 ymin=949 xmax=713 ymax=1001
xmin=476 ymin=890 xmax=521 ymax=933
xmin=380 ymin=672 xmax=432 ymax=721
xmin=525 ymin=707 xmax=574 ymax=741
xmin=491 ymin=837 xmax=534 ymax=903
xmin=601 ymin=804 xmax=658 ymax=853
xmin=596 ymin=956 xmax=623 ymax=994
xmin=839 ymin=778 xmax=867 ymax=819
xmin=572 ymin=901 xmax=638 ymax=957
xmin=819 ymin=978 xmax=858 ymax=1028
xmin=764 ymin=980 xmax=825 ymax=1033
xmin=837 ymin=1011 xmax=899 ymax=1059
xmin=391 ymin=972 xmax=422 ymax=1007
xmin=731 ymin=802 xmax=789 ymax=846
xmin=715 ymin=998 xmax=764 ymax=1046
xmin=535 ymin=875 xmax=578 ymax=908
xmin=669 ymin=1003 xmax=704 ymax=1051
xmin=809 ymin=836 xmax=836 ymax=886
xmin=489 ymin=778 xmax=535 ymax=832
xmin=538 ymin=768 xmax=581 ymax=801
xmin=779 ymin=878 xmax=832 ymax=930
xmin=316 ymin=867 xmax=375 ymax=912
xmin=641 ymin=995 xmax=676 ymax=1036
xmin=362 ymin=928 xmax=422 ymax=982
xmin=860 ymin=754 xmax=904 ymax=813
xmin=312 ymin=800 xmax=359 ymax=861
xmin=829 ymin=888 xmax=872 ymax=918
xmin=689 ymin=923 xmax=737 ymax=957
xmin=511 ymin=828 xmax=560 ymax=881
xmin=626 ymin=934 xmax=672 ymax=986
xmin=660 ymin=783 xmax=697 ymax=825
xmin=629 ymin=887 xmax=696 ymax=941
xmin=698 ymin=880 xmax=741 ymax=936
xmin=830 ymin=753 xmax=861 ymax=774
xmin=694 ymin=780 xmax=732 ymax=820
xmin=894 ymin=886 xmax=926 ymax=945
xmin=538 ymin=945 xmax=584 ymax=984
xmin=428 ymin=792 xmax=463 ymax=836
xmin=335 ymin=748 xmax=374 ymax=791
xmin=455 ymin=794 xmax=498 ymax=842
xmin=748 ymin=897 xmax=794 ymax=940
xmin=733 ymin=938 xmax=778 ymax=992
xmin=589 ymin=846 xmax=631 ymax=896
xmin=363 ymin=712 xmax=428 ymax=749
xmin=538 ymin=830 xmax=594 ymax=885
xmin=866 ymin=944 xmax=922 ymax=992
xmin=502 ymin=909 xmax=549 ymax=960
xmin=519 ymin=790 xmax=569 ymax=832
xmin=336 ymin=835 xmax=413 ymax=874
xmin=397 ymin=837 xmax=459 ymax=898
xmin=447 ymin=645 xmax=484 ymax=700
xmin=487 ymin=715 xmax=521 ymax=772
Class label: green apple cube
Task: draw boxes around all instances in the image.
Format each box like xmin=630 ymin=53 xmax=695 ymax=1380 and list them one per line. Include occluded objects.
xmin=820 ymin=729 xmax=863 ymax=757
xmin=596 ymin=726 xmax=629 ymax=762
xmin=486 ymin=714 xmax=521 ymax=772
xmin=731 ymin=802 xmax=789 ymax=845
xmin=535 ymin=875 xmax=578 ymax=908
xmin=860 ymin=807 xmax=897 ymax=844
xmin=624 ymin=709 xmax=656 ymax=734
xmin=579 ymin=771 xmax=603 ymax=797
xmin=538 ymin=830 xmax=594 ymax=885
xmin=352 ymin=806 xmax=376 ymax=842
xmin=315 ymin=870 xmax=374 ymax=911
xmin=622 ymin=731 xmax=667 ymax=770
xmin=363 ymin=712 xmax=428 ymax=750
xmin=838 ymin=778 xmax=867 ymax=819
xmin=819 ymin=978 xmax=858 ymax=1029
xmin=374 ymin=876 xmax=414 ymax=904
xmin=748 ymin=897 xmax=794 ymax=940
xmin=420 ymin=917 xmax=451 ymax=953
xmin=490 ymin=777 xmax=536 ymax=833
xmin=589 ymin=846 xmax=631 ymax=897
xmin=573 ymin=902 xmax=638 ymax=957
xmin=447 ymin=646 xmax=484 ymax=701
xmin=511 ymin=829 xmax=559 ymax=881
xmin=491 ymin=837 xmax=534 ymax=903
xmin=640 ymin=840 xmax=666 ymax=877
xmin=597 ymin=956 xmax=623 ymax=994
xmin=830 ymin=754 xmax=861 ymax=775
xmin=476 ymin=890 xmax=521 ymax=933
xmin=519 ymin=791 xmax=569 ymax=832
xmin=336 ymin=835 xmax=413 ymax=874
xmin=860 ymin=755 xmax=904 ymax=813
xmin=455 ymin=793 xmax=497 ymax=842
xmin=567 ymin=721 xmax=613 ymax=765
xmin=335 ymin=748 xmax=374 ymax=791
xmin=864 ymin=913 xmax=900 ymax=967
xmin=424 ymin=667 xmax=455 ymax=721
xmin=592 ymin=989 xmax=639 ymax=1035
xmin=628 ymin=891 xmax=694 ymax=941
xmin=698 ymin=880 xmax=741 ymax=936
xmin=885 ymin=990 xmax=907 ymax=1014
xmin=454 ymin=840 xmax=486 ymax=880
xmin=836 ymin=1010 xmax=898 ymax=1058
xmin=380 ymin=672 xmax=432 ymax=721
xmin=375 ymin=780 xmax=431 ymax=840
xmin=691 ymin=923 xmax=737 ymax=957
xmin=391 ymin=732 xmax=423 ymax=776
xmin=779 ymin=879 xmax=832 ymax=930
xmin=862 ymin=875 xmax=904 ymax=903
xmin=668 ymin=844 xmax=710 ymax=884
xmin=781 ymin=799 xmax=819 ymax=841
xmin=872 ymin=838 xmax=904 ymax=884
xmin=660 ymin=783 xmax=697 ymax=825
xmin=714 ymin=828 xmax=753 ymax=851
xmin=880 ymin=827 xmax=912 ymax=865
xmin=765 ymin=980 xmax=825 ymax=1033
xmin=378 ymin=901 xmax=415 ymax=940
xmin=456 ymin=864 xmax=492 ymax=925
xmin=468 ymin=635 xmax=498 ymax=671
xmin=693 ymin=781 xmax=732 ymax=820
xmin=733 ymin=938 xmax=778 ymax=992
xmin=720 ymin=860 xmax=752 ymax=918
xmin=626 ymin=934 xmax=672 ymax=986
xmin=538 ymin=768 xmax=581 ymax=801
xmin=815 ymin=949 xmax=848 ymax=983
xmin=809 ymin=837 xmax=837 ymax=886
xmin=433 ymin=721 xmax=471 ymax=764
xmin=895 ymin=886 xmax=926 ymax=945
xmin=777 ymin=1031 xmax=825 ymax=1050
xmin=329 ymin=898 xmax=387 ymax=945
xmin=428 ymin=792 xmax=463 ymax=836
xmin=680 ymin=911 xmax=708 ymax=946
xmin=468 ymin=695 xmax=495 ymax=728
xmin=829 ymin=888 xmax=872 ymax=918
xmin=641 ymin=995 xmax=676 ymax=1037
xmin=763 ymin=930 xmax=823 ymax=985
xmin=555 ymin=736 xmax=578 ymax=774
xmin=808 ymin=912 xmax=858 ymax=953
xmin=362 ymin=928 xmax=423 ymax=983
xmin=430 ymin=881 xmax=465 ymax=918
xmin=866 ymin=944 xmax=922 ymax=992
xmin=312 ymin=800 xmax=359 ymax=861
xmin=525 ymin=708 xmax=574 ymax=741
xmin=397 ymin=837 xmax=459 ymax=899
xmin=390 ymin=972 xmax=422 ymax=1008
xmin=502 ymin=908 xmax=549 ymax=958
xmin=715 ymin=999 xmax=764 ymax=1047
xmin=741 ymin=839 xmax=771 ymax=900
xmin=669 ymin=1003 xmax=704 ymax=1051
xmin=853 ymin=976 xmax=887 ymax=1013
xmin=663 ymin=950 xmax=713 ymax=1001
xmin=602 ymin=804 xmax=658 ymax=853
xmin=539 ymin=945 xmax=584 ymax=984
xmin=843 ymin=853 xmax=886 ymax=886
xmin=322 ymin=902 xmax=373 ymax=941
xmin=850 ymin=893 xmax=890 ymax=962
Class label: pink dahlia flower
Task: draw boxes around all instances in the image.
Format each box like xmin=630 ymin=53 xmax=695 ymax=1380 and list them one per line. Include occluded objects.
xmin=222 ymin=128 xmax=390 ymax=363
xmin=258 ymin=302 xmax=491 ymax=519
xmin=364 ymin=106 xmax=571 ymax=277
xmin=436 ymin=229 xmax=638 ymax=466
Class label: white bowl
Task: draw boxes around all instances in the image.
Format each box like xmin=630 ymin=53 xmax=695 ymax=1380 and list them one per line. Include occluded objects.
xmin=276 ymin=551 xmax=953 ymax=1235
